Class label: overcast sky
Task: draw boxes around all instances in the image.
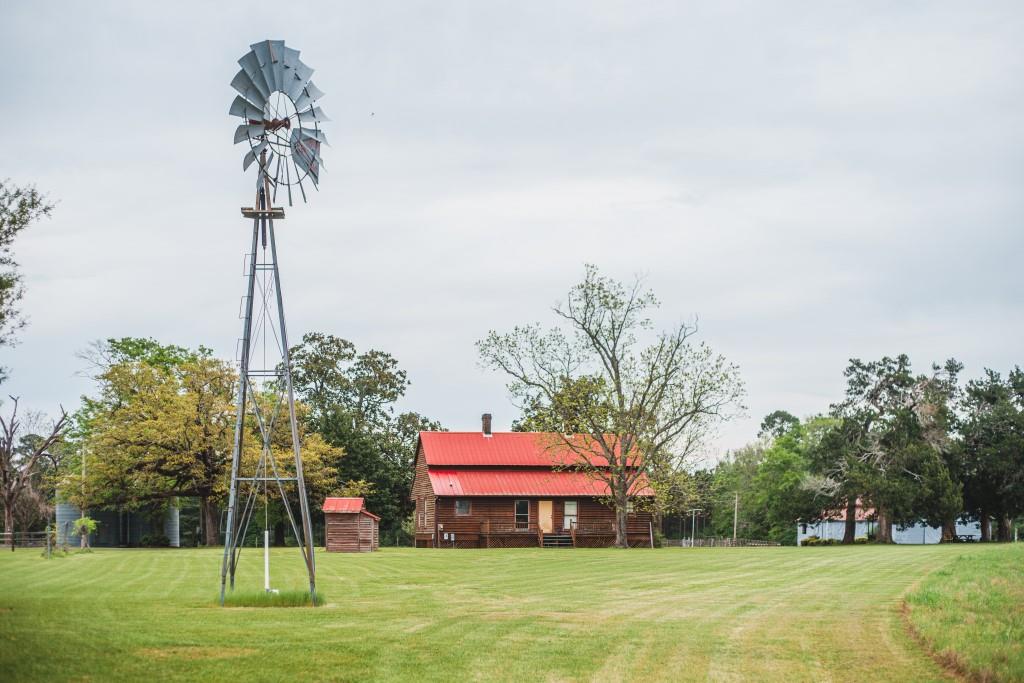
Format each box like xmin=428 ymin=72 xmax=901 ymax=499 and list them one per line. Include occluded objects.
xmin=2 ymin=2 xmax=1022 ymax=463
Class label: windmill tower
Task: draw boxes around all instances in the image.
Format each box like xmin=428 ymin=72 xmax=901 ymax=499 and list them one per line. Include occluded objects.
xmin=219 ymin=40 xmax=328 ymax=606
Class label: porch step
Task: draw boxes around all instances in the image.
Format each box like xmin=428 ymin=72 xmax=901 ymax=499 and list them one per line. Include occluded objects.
xmin=542 ymin=534 xmax=573 ymax=548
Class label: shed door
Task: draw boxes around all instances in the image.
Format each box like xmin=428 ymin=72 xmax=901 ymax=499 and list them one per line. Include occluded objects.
xmin=539 ymin=500 xmax=553 ymax=533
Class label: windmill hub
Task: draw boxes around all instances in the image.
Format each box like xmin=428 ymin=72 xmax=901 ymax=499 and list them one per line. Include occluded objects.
xmin=251 ymin=117 xmax=292 ymax=133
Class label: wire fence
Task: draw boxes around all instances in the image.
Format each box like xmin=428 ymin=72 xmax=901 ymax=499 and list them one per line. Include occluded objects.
xmin=0 ymin=531 xmax=51 ymax=549
xmin=676 ymin=537 xmax=781 ymax=548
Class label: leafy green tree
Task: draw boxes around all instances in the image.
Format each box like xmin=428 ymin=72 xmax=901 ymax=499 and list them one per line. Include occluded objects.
xmin=479 ymin=265 xmax=745 ymax=548
xmin=819 ymin=355 xmax=962 ymax=543
xmin=73 ymin=338 xmax=338 ymax=546
xmin=290 ymin=332 xmax=409 ymax=430
xmin=0 ymin=181 xmax=54 ymax=380
xmin=958 ymin=368 xmax=1024 ymax=541
xmin=758 ymin=410 xmax=800 ymax=440
xmin=752 ymin=419 xmax=831 ymax=543
xmin=71 ymin=516 xmax=98 ymax=549
xmin=289 ymin=333 xmax=441 ymax=545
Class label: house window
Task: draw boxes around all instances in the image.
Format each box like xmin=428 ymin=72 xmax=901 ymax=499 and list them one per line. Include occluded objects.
xmin=514 ymin=500 xmax=529 ymax=529
xmin=417 ymin=497 xmax=425 ymax=527
xmin=455 ymin=499 xmax=471 ymax=516
xmin=563 ymin=501 xmax=578 ymax=530
xmin=626 ymin=501 xmax=635 ymax=513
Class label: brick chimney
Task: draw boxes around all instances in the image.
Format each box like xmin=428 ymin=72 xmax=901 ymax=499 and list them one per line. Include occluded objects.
xmin=481 ymin=413 xmax=492 ymax=437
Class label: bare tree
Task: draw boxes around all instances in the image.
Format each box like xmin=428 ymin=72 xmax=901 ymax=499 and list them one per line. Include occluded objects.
xmin=478 ymin=265 xmax=745 ymax=547
xmin=0 ymin=397 xmax=68 ymax=550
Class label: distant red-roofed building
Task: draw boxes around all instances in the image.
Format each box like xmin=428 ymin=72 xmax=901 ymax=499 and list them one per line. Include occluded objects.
xmin=412 ymin=415 xmax=655 ymax=548
xmin=323 ymin=497 xmax=379 ymax=552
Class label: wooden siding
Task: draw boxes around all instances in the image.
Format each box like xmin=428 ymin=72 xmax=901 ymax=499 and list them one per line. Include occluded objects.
xmin=325 ymin=512 xmax=379 ymax=552
xmin=410 ymin=444 xmax=437 ymax=547
xmin=431 ymin=496 xmax=653 ymax=548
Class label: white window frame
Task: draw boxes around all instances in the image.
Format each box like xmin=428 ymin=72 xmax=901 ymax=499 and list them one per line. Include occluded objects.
xmin=563 ymin=500 xmax=578 ymax=530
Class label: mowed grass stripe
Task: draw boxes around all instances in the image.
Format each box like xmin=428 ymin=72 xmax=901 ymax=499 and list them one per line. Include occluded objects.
xmin=0 ymin=544 xmax=1005 ymax=681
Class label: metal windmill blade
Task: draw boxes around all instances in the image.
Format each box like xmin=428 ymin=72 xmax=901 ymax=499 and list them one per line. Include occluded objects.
xmin=229 ymin=39 xmax=326 ymax=203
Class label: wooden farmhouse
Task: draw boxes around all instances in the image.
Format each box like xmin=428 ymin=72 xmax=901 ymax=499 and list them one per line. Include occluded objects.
xmin=323 ymin=497 xmax=380 ymax=552
xmin=412 ymin=415 xmax=655 ymax=548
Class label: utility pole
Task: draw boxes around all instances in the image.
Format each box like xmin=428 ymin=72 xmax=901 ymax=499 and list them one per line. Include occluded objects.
xmin=686 ymin=508 xmax=702 ymax=548
xmin=733 ymin=492 xmax=739 ymax=542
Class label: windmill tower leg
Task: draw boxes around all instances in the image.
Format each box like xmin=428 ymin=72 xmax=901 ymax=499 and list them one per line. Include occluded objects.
xmin=267 ymin=219 xmax=317 ymax=602
xmin=219 ymin=216 xmax=258 ymax=606
xmin=219 ymin=167 xmax=316 ymax=606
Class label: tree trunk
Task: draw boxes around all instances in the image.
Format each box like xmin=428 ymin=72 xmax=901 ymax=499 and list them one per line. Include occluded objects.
xmin=614 ymin=494 xmax=629 ymax=548
xmin=201 ymin=498 xmax=220 ymax=546
xmin=997 ymin=515 xmax=1011 ymax=543
xmin=842 ymin=497 xmax=857 ymax=544
xmin=876 ymin=506 xmax=892 ymax=544
xmin=941 ymin=515 xmax=956 ymax=543
xmin=4 ymin=502 xmax=14 ymax=551
xmin=80 ymin=513 xmax=89 ymax=549
xmin=979 ymin=508 xmax=991 ymax=542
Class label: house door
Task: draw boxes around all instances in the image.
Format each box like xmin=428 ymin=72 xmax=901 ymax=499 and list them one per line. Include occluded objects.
xmin=539 ymin=500 xmax=553 ymax=533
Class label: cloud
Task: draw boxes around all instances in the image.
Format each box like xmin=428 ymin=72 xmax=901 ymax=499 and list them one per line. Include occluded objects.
xmin=1 ymin=1 xmax=1021 ymax=457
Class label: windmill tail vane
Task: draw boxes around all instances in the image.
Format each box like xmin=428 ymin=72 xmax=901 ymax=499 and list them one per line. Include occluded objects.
xmin=219 ymin=39 xmax=325 ymax=607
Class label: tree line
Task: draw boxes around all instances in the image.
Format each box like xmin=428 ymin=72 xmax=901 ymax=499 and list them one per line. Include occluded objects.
xmin=1 ymin=180 xmax=1019 ymax=550
xmin=692 ymin=357 xmax=1024 ymax=544
xmin=52 ymin=333 xmax=442 ymax=547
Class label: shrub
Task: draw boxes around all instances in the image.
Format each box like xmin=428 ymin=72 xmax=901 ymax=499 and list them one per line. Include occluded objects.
xmin=139 ymin=533 xmax=171 ymax=548
xmin=652 ymin=530 xmax=665 ymax=548
xmin=802 ymin=536 xmax=820 ymax=546
xmin=72 ymin=516 xmax=99 ymax=549
xmin=854 ymin=537 xmax=868 ymax=544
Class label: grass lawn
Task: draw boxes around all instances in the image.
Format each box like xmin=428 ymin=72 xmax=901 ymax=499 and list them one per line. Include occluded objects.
xmin=905 ymin=543 xmax=1024 ymax=682
xmin=0 ymin=543 xmax=1017 ymax=682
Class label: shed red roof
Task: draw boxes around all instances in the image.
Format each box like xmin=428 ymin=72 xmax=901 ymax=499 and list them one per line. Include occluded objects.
xmin=419 ymin=431 xmax=632 ymax=467
xmin=427 ymin=469 xmax=653 ymax=497
xmin=322 ymin=497 xmax=380 ymax=519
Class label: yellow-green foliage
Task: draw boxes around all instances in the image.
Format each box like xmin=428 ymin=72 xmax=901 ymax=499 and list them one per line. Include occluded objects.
xmin=905 ymin=544 xmax=1024 ymax=682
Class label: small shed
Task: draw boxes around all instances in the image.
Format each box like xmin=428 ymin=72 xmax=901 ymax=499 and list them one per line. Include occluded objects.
xmin=324 ymin=497 xmax=380 ymax=552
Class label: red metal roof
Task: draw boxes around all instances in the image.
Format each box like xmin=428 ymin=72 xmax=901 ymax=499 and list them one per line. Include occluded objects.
xmin=825 ymin=498 xmax=872 ymax=522
xmin=419 ymin=431 xmax=631 ymax=467
xmin=322 ymin=497 xmax=380 ymax=519
xmin=323 ymin=497 xmax=364 ymax=513
xmin=428 ymin=469 xmax=653 ymax=497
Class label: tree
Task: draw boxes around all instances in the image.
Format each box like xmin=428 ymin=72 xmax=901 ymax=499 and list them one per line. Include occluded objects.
xmin=71 ymin=516 xmax=98 ymax=550
xmin=79 ymin=344 xmax=235 ymax=544
xmin=819 ymin=355 xmax=962 ymax=543
xmin=478 ymin=265 xmax=745 ymax=547
xmin=289 ymin=332 xmax=441 ymax=545
xmin=75 ymin=338 xmax=339 ymax=546
xmin=0 ymin=181 xmax=54 ymax=381
xmin=958 ymin=367 xmax=1024 ymax=541
xmin=290 ymin=332 xmax=409 ymax=429
xmin=0 ymin=397 xmax=69 ymax=549
xmin=759 ymin=410 xmax=800 ymax=440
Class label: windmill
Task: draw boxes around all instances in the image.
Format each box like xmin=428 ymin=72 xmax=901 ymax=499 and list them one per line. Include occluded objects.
xmin=219 ymin=40 xmax=328 ymax=606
